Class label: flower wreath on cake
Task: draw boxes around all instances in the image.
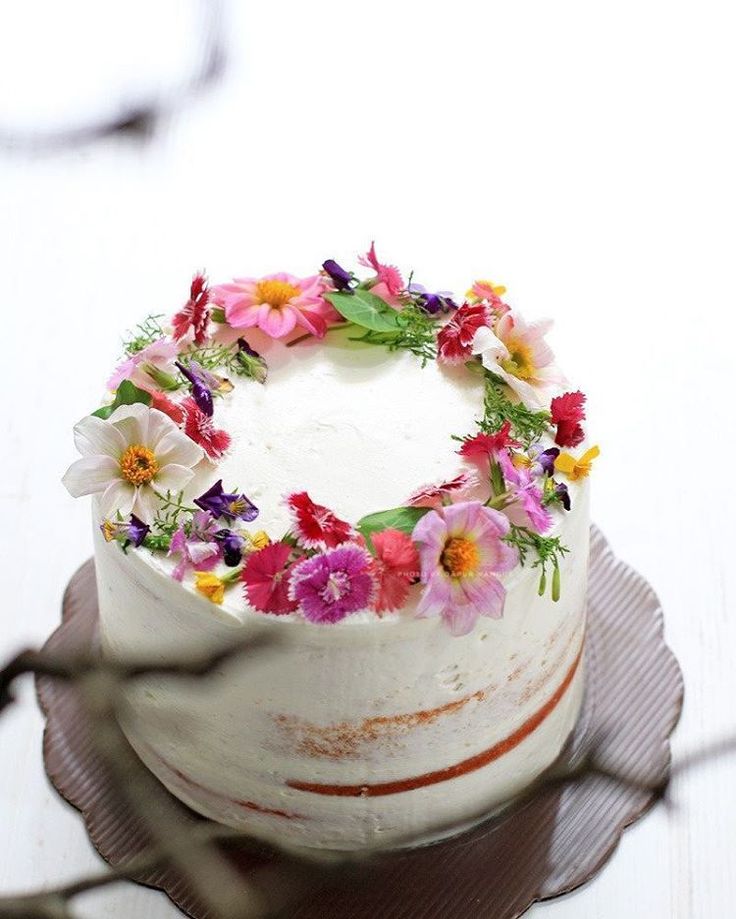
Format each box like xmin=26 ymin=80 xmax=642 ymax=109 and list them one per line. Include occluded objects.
xmin=63 ymin=244 xmax=599 ymax=637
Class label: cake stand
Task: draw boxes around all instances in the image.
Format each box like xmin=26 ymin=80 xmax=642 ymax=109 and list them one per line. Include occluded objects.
xmin=36 ymin=526 xmax=683 ymax=919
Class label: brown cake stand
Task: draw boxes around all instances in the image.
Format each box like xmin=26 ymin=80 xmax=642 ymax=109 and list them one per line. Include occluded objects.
xmin=36 ymin=526 xmax=683 ymax=919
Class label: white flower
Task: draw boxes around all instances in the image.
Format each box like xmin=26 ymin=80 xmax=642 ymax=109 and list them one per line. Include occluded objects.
xmin=472 ymin=311 xmax=565 ymax=409
xmin=62 ymin=403 xmax=204 ymax=522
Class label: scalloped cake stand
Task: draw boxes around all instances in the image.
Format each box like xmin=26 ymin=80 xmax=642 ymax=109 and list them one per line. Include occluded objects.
xmin=36 ymin=526 xmax=683 ymax=919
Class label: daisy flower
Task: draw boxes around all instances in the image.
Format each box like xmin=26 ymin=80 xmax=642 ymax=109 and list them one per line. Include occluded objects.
xmin=62 ymin=403 xmax=204 ymax=522
xmin=412 ymin=501 xmax=518 ymax=636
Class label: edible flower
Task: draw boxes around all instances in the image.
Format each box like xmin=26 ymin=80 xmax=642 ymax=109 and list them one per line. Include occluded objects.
xmin=214 ymin=530 xmax=247 ymax=567
xmin=62 ymin=403 xmax=204 ymax=522
xmin=408 ymin=283 xmax=457 ymax=315
xmin=554 ymin=445 xmax=600 ymax=481
xmin=407 ymin=471 xmax=478 ymax=508
xmin=458 ymin=421 xmax=521 ymax=462
xmin=550 ymin=391 xmax=587 ymax=448
xmin=176 ymin=361 xmax=214 ymax=417
xmin=498 ymin=461 xmax=553 ymax=533
xmin=168 ymin=510 xmax=221 ymax=581
xmin=370 ymin=529 xmax=420 ymax=614
xmin=358 ymin=242 xmax=404 ymax=307
xmin=195 ymin=480 xmax=258 ymax=522
xmin=289 ymin=544 xmax=376 ymax=624
xmin=171 ymin=272 xmax=211 ymax=345
xmin=212 ymin=272 xmax=337 ymax=339
xmin=107 ymin=339 xmax=180 ymax=392
xmin=242 ymin=541 xmax=298 ymax=614
xmin=235 ymin=338 xmax=268 ymax=384
xmin=148 ymin=390 xmax=185 ymax=425
xmin=194 ymin=571 xmax=226 ymax=604
xmin=100 ymin=513 xmax=150 ymax=548
xmin=286 ymin=491 xmax=353 ymax=549
xmin=322 ymin=259 xmax=355 ymax=291
xmin=472 ymin=311 xmax=564 ymax=408
xmin=436 ymin=302 xmax=491 ymax=364
xmin=465 ymin=280 xmax=510 ymax=316
xmin=413 ymin=502 xmax=518 ymax=636
xmin=182 ymin=397 xmax=231 ymax=459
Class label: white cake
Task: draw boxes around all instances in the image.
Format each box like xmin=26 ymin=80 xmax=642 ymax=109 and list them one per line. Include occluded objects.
xmin=64 ymin=253 xmax=597 ymax=851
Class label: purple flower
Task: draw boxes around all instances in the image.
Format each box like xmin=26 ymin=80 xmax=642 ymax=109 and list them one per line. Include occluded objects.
xmin=322 ymin=259 xmax=355 ymax=292
xmin=176 ymin=360 xmax=214 ymax=417
xmin=409 ymin=282 xmax=457 ymax=315
xmin=168 ymin=511 xmax=221 ymax=580
xmin=554 ymin=481 xmax=571 ymax=511
xmin=235 ymin=338 xmax=268 ymax=384
xmin=194 ymin=480 xmax=259 ymax=522
xmin=501 ymin=463 xmax=553 ymax=534
xmin=215 ymin=529 xmax=246 ymax=567
xmin=101 ymin=514 xmax=150 ymax=548
xmin=127 ymin=514 xmax=151 ymax=547
xmin=288 ymin=544 xmax=376 ymax=624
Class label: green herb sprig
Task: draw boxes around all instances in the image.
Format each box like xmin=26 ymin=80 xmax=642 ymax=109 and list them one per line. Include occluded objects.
xmin=480 ymin=372 xmax=551 ymax=448
xmin=350 ymin=305 xmax=438 ymax=365
xmin=504 ymin=525 xmax=570 ymax=601
xmin=122 ymin=314 xmax=167 ymax=357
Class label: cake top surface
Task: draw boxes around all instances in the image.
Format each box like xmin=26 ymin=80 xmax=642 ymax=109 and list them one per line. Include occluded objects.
xmin=63 ymin=245 xmax=599 ymax=637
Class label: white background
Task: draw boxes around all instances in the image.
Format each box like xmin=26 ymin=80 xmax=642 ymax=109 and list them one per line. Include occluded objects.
xmin=1 ymin=1 xmax=735 ymax=916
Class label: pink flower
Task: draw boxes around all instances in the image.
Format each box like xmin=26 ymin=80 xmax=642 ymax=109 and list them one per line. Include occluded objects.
xmin=358 ymin=242 xmax=404 ymax=307
xmin=412 ymin=501 xmax=518 ymax=636
xmin=182 ymin=397 xmax=231 ymax=459
xmin=466 ymin=280 xmax=511 ymax=316
xmin=107 ymin=339 xmax=179 ymax=391
xmin=458 ymin=421 xmax=521 ymax=463
xmin=169 ymin=511 xmax=221 ymax=581
xmin=289 ymin=544 xmax=376 ymax=624
xmin=472 ymin=311 xmax=564 ymax=408
xmin=436 ymin=302 xmax=492 ymax=364
xmin=211 ymin=273 xmax=338 ymax=339
xmin=498 ymin=457 xmax=553 ymax=533
xmin=286 ymin=492 xmax=353 ymax=549
xmin=171 ymin=273 xmax=211 ymax=345
xmin=242 ymin=542 xmax=298 ymax=614
xmin=407 ymin=471 xmax=478 ymax=509
xmin=370 ymin=529 xmax=420 ymax=613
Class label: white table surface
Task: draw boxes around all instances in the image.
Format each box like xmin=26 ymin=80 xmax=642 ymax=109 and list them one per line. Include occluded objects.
xmin=1 ymin=1 xmax=735 ymax=916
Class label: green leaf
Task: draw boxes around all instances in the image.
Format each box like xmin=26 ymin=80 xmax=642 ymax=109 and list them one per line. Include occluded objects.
xmin=210 ymin=306 xmax=226 ymax=323
xmin=92 ymin=380 xmax=152 ymax=419
xmin=356 ymin=505 xmax=430 ymax=549
xmin=326 ymin=290 xmax=401 ymax=333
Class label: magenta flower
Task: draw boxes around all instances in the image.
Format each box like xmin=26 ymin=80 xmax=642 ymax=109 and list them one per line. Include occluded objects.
xmin=168 ymin=511 xmax=221 ymax=581
xmin=412 ymin=502 xmax=518 ymax=636
xmin=498 ymin=456 xmax=553 ymax=533
xmin=358 ymin=242 xmax=404 ymax=307
xmin=289 ymin=544 xmax=376 ymax=624
xmin=212 ymin=272 xmax=338 ymax=339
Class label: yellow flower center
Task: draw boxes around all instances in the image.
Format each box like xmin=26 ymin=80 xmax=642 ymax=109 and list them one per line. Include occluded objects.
xmin=500 ymin=337 xmax=536 ymax=380
xmin=255 ymin=279 xmax=301 ymax=308
xmin=441 ymin=536 xmax=480 ymax=579
xmin=119 ymin=444 xmax=159 ymax=486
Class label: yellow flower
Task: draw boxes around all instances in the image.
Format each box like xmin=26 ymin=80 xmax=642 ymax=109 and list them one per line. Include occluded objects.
xmin=554 ymin=445 xmax=600 ymax=481
xmin=194 ymin=572 xmax=226 ymax=605
xmin=466 ymin=279 xmax=507 ymax=302
xmin=245 ymin=530 xmax=271 ymax=550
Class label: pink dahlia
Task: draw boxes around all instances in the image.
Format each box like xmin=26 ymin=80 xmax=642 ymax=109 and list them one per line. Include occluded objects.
xmin=358 ymin=242 xmax=404 ymax=307
xmin=407 ymin=471 xmax=478 ymax=509
xmin=370 ymin=529 xmax=420 ymax=613
xmin=289 ymin=543 xmax=376 ymax=624
xmin=286 ymin=491 xmax=353 ymax=549
xmin=211 ymin=273 xmax=338 ymax=339
xmin=412 ymin=501 xmax=518 ymax=636
xmin=437 ymin=302 xmax=492 ymax=364
xmin=242 ymin=542 xmax=298 ymax=614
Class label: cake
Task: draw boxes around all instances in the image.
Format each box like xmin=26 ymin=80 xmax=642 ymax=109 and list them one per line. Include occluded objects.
xmin=63 ymin=246 xmax=598 ymax=851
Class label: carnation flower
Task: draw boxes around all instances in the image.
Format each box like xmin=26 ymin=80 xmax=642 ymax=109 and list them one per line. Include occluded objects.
xmin=289 ymin=544 xmax=376 ymax=624
xmin=194 ymin=479 xmax=258 ymax=522
xmin=212 ymin=273 xmax=338 ymax=339
xmin=171 ymin=273 xmax=211 ymax=345
xmin=182 ymin=397 xmax=231 ymax=460
xmin=62 ymin=403 xmax=204 ymax=522
xmin=358 ymin=242 xmax=404 ymax=307
xmin=286 ymin=492 xmax=353 ymax=548
xmin=472 ymin=312 xmax=564 ymax=409
xmin=107 ymin=339 xmax=180 ymax=392
xmin=412 ymin=502 xmax=518 ymax=636
xmin=407 ymin=471 xmax=478 ymax=509
xmin=550 ymin=391 xmax=587 ymax=448
xmin=554 ymin=445 xmax=600 ymax=481
xmin=242 ymin=542 xmax=298 ymax=614
xmin=169 ymin=511 xmax=221 ymax=581
xmin=149 ymin=390 xmax=185 ymax=425
xmin=370 ymin=529 xmax=420 ymax=613
xmin=437 ymin=302 xmax=491 ymax=364
xmin=458 ymin=421 xmax=521 ymax=463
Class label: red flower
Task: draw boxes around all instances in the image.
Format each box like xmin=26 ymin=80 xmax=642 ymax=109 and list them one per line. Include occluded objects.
xmin=371 ymin=529 xmax=420 ymax=614
xmin=407 ymin=471 xmax=477 ymax=508
xmin=242 ymin=542 xmax=298 ymax=614
xmin=182 ymin=397 xmax=231 ymax=459
xmin=286 ymin=491 xmax=353 ymax=549
xmin=458 ymin=421 xmax=521 ymax=461
xmin=172 ymin=273 xmax=211 ymax=345
xmin=437 ymin=302 xmax=491 ymax=364
xmin=550 ymin=391 xmax=586 ymax=448
xmin=149 ymin=390 xmax=185 ymax=425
